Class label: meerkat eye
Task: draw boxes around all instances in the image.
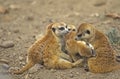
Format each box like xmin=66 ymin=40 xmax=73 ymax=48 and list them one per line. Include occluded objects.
xmin=73 ymin=29 xmax=76 ymax=31
xmin=66 ymin=25 xmax=67 ymax=28
xmin=52 ymin=28 xmax=56 ymax=32
xmin=77 ymin=34 xmax=82 ymax=37
xmin=86 ymin=30 xmax=90 ymax=34
xmin=68 ymin=29 xmax=71 ymax=31
xmin=59 ymin=27 xmax=65 ymax=30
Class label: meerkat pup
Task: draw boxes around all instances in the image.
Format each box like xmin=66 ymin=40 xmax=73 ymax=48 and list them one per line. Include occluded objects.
xmin=65 ymin=25 xmax=95 ymax=68
xmin=76 ymin=23 xmax=120 ymax=73
xmin=12 ymin=22 xmax=81 ymax=74
xmin=65 ymin=25 xmax=94 ymax=61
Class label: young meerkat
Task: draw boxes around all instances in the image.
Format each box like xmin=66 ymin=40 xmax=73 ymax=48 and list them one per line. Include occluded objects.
xmin=76 ymin=23 xmax=120 ymax=73
xmin=65 ymin=25 xmax=95 ymax=68
xmin=65 ymin=25 xmax=95 ymax=61
xmin=12 ymin=22 xmax=81 ymax=74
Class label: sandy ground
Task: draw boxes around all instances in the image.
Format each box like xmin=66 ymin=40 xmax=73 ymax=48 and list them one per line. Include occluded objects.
xmin=0 ymin=0 xmax=120 ymax=79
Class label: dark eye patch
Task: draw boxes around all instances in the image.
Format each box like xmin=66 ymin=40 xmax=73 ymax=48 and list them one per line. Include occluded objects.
xmin=77 ymin=34 xmax=82 ymax=37
xmin=68 ymin=29 xmax=71 ymax=31
xmin=59 ymin=27 xmax=65 ymax=30
xmin=52 ymin=28 xmax=55 ymax=32
xmin=73 ymin=29 xmax=76 ymax=31
xmin=86 ymin=30 xmax=90 ymax=34
xmin=66 ymin=25 xmax=67 ymax=28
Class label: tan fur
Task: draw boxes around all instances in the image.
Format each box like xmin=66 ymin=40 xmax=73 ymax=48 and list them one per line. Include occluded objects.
xmin=12 ymin=22 xmax=81 ymax=74
xmin=65 ymin=25 xmax=95 ymax=68
xmin=76 ymin=23 xmax=120 ymax=73
xmin=65 ymin=25 xmax=93 ymax=61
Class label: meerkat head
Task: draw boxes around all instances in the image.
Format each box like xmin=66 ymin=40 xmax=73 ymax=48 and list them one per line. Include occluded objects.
xmin=75 ymin=23 xmax=95 ymax=42
xmin=65 ymin=25 xmax=77 ymax=39
xmin=67 ymin=25 xmax=76 ymax=32
xmin=49 ymin=22 xmax=69 ymax=38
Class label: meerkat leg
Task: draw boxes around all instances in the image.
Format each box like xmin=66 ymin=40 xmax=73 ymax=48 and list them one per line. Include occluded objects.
xmin=83 ymin=57 xmax=89 ymax=71
xmin=70 ymin=54 xmax=79 ymax=62
xmin=60 ymin=53 xmax=72 ymax=62
xmin=56 ymin=58 xmax=82 ymax=69
xmin=73 ymin=59 xmax=83 ymax=66
xmin=67 ymin=51 xmax=79 ymax=62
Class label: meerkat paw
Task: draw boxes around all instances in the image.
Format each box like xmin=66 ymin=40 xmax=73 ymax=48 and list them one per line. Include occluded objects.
xmin=73 ymin=59 xmax=83 ymax=67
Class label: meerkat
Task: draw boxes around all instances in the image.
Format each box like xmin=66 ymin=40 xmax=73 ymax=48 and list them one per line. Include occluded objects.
xmin=65 ymin=25 xmax=95 ymax=68
xmin=75 ymin=23 xmax=120 ymax=73
xmin=65 ymin=25 xmax=95 ymax=61
xmin=35 ymin=24 xmax=73 ymax=62
xmin=12 ymin=22 xmax=81 ymax=74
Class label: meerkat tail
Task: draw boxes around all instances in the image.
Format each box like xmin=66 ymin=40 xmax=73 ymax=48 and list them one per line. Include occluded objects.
xmin=13 ymin=61 xmax=35 ymax=74
xmin=56 ymin=58 xmax=82 ymax=69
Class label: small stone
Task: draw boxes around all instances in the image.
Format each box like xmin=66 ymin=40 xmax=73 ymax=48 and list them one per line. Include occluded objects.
xmin=69 ymin=73 xmax=74 ymax=78
xmin=20 ymin=62 xmax=25 ymax=65
xmin=73 ymin=11 xmax=80 ymax=16
xmin=0 ymin=5 xmax=8 ymax=14
xmin=26 ymin=16 xmax=34 ymax=21
xmin=0 ymin=41 xmax=14 ymax=48
xmin=103 ymin=20 xmax=111 ymax=24
xmin=50 ymin=69 xmax=56 ymax=73
xmin=105 ymin=13 xmax=120 ymax=19
xmin=2 ymin=15 xmax=13 ymax=22
xmin=48 ymin=19 xmax=54 ymax=23
xmin=13 ymin=29 xmax=19 ymax=33
xmin=19 ymin=56 xmax=23 ymax=61
xmin=0 ymin=59 xmax=9 ymax=64
xmin=29 ymin=74 xmax=32 ymax=78
xmin=25 ymin=74 xmax=29 ymax=79
xmin=9 ymin=67 xmax=19 ymax=72
xmin=31 ymin=1 xmax=37 ymax=5
xmin=90 ymin=13 xmax=99 ymax=17
xmin=76 ymin=72 xmax=79 ymax=75
xmin=7 ymin=32 xmax=11 ymax=35
xmin=94 ymin=1 xmax=106 ymax=7
xmin=2 ymin=63 xmax=10 ymax=69
xmin=9 ymin=4 xmax=20 ymax=10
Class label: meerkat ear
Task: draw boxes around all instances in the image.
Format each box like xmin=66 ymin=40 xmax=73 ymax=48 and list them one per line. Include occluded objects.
xmin=52 ymin=28 xmax=56 ymax=32
xmin=47 ymin=23 xmax=54 ymax=29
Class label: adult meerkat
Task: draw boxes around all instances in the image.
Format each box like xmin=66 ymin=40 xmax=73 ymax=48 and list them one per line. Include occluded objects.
xmin=76 ymin=23 xmax=120 ymax=73
xmin=12 ymin=22 xmax=81 ymax=74
xmin=65 ymin=25 xmax=95 ymax=68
